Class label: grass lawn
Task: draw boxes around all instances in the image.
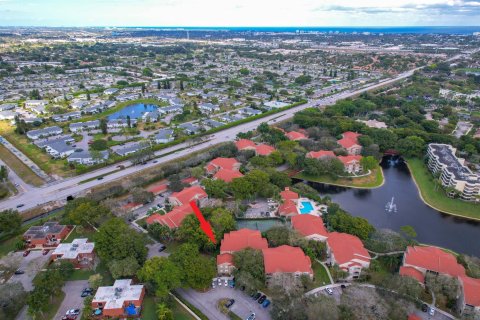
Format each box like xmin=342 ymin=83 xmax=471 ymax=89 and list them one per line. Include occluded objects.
xmin=406 ymin=158 xmax=480 ymax=220
xmin=307 ymin=261 xmax=332 ymax=290
xmin=64 ymin=227 xmax=97 ymax=242
xmin=37 ymin=291 xmax=65 ymax=320
xmin=0 ymin=235 xmax=21 ymax=257
xmin=0 ymin=143 xmax=44 ymax=186
xmin=295 ymin=167 xmax=384 ymax=189
xmin=143 ymin=296 xmax=195 ymax=320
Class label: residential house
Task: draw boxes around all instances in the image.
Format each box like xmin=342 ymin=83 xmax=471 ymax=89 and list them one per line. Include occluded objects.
xmin=338 ymin=155 xmax=363 ymax=174
xmin=69 ymin=120 xmax=100 ymax=133
xmin=262 ymin=245 xmax=314 ymax=285
xmin=25 ymin=100 xmax=48 ymax=114
xmin=116 ymin=93 xmax=139 ymax=102
xmin=92 ymin=279 xmax=145 ymax=318
xmin=45 ymin=140 xmax=75 ymax=158
xmin=291 ymin=215 xmax=329 ymax=242
xmin=179 ymin=123 xmax=201 ymax=135
xmin=286 ymin=131 xmax=307 ymax=141
xmin=263 ymin=101 xmax=287 ymax=109
xmin=112 ymin=142 xmax=149 ymax=157
xmin=0 ymin=103 xmax=16 ymax=111
xmin=26 ymin=126 xmax=63 ymax=140
xmin=217 ymin=229 xmax=268 ymax=275
xmin=168 ymin=185 xmax=208 ymax=207
xmin=68 ymin=150 xmax=109 ymax=166
xmin=278 ymin=187 xmax=299 ymax=217
xmin=52 ymin=111 xmax=81 ymax=122
xmin=357 ymin=119 xmax=388 ymax=129
xmin=326 ymin=232 xmax=371 ymax=278
xmin=241 ymin=107 xmax=262 ymax=116
xmin=198 ymin=102 xmax=220 ymax=114
xmin=235 ymin=139 xmax=276 ymax=156
xmin=153 ymin=128 xmax=174 ymax=144
xmin=338 ymin=131 xmax=362 ymax=155
xmin=104 ymin=88 xmax=119 ymax=95
xmin=51 ymin=238 xmax=95 ymax=268
xmin=203 ymin=119 xmax=224 ymax=129
xmin=306 ymin=150 xmax=335 ymax=159
xmin=70 ymin=100 xmax=90 ymax=109
xmin=205 ymin=157 xmax=243 ymax=183
xmin=23 ymin=222 xmax=71 ymax=247
xmin=0 ymin=110 xmax=16 ymax=120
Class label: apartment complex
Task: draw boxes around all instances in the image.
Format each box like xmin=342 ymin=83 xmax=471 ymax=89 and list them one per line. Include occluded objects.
xmin=427 ymin=143 xmax=480 ymax=201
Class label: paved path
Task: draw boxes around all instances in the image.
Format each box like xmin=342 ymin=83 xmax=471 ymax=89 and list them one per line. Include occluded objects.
xmin=0 ymin=159 xmax=31 ymax=193
xmin=53 ymin=280 xmax=89 ymax=320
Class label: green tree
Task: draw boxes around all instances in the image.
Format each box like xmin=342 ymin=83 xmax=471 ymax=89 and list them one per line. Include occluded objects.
xmin=90 ymin=139 xmax=108 ymax=151
xmin=108 ymin=257 xmax=141 ymax=279
xmin=142 ymin=67 xmax=154 ymax=77
xmin=0 ymin=210 xmax=22 ymax=236
xmin=94 ymin=218 xmax=148 ymax=265
xmin=233 ymin=249 xmax=265 ymax=293
xmin=0 ymin=282 xmax=27 ymax=320
xmin=230 ymin=177 xmax=254 ymax=200
xmin=138 ymin=257 xmax=182 ymax=297
xmin=360 ymin=156 xmax=378 ymax=171
xmin=177 ymin=215 xmax=215 ymax=252
xmin=396 ymin=136 xmax=425 ymax=158
xmin=170 ymin=243 xmax=216 ymax=290
xmin=65 ymin=198 xmax=110 ymax=228
xmin=210 ymin=208 xmax=236 ymax=242
xmin=202 ymin=178 xmax=229 ymax=199
xmin=131 ymin=188 xmax=154 ymax=204
xmin=326 ymin=210 xmax=375 ymax=240
xmin=156 ymin=303 xmax=173 ymax=320
xmin=99 ymin=118 xmax=108 ymax=135
xmin=88 ymin=274 xmax=103 ymax=290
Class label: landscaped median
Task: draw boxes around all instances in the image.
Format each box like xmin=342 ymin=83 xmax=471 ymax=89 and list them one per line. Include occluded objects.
xmin=406 ymin=158 xmax=480 ymax=221
xmin=294 ymin=167 xmax=385 ymax=189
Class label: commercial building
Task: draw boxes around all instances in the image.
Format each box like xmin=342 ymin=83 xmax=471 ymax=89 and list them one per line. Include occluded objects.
xmin=51 ymin=238 xmax=95 ymax=268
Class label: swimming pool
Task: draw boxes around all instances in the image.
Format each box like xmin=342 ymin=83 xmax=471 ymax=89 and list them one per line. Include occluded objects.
xmin=299 ymin=201 xmax=314 ymax=214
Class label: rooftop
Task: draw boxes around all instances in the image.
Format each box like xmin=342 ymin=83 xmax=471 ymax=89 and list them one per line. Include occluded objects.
xmin=52 ymin=238 xmax=94 ymax=259
xmin=262 ymin=245 xmax=313 ymax=274
xmin=220 ymin=229 xmax=268 ymax=253
xmin=92 ymin=279 xmax=144 ymax=310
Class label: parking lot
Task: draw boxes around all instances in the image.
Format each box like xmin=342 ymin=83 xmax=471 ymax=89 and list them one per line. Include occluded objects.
xmin=177 ymin=286 xmax=271 ymax=320
xmin=7 ymin=250 xmax=52 ymax=291
xmin=245 ymin=199 xmax=276 ymax=218
xmin=146 ymin=242 xmax=170 ymax=258
xmin=53 ymin=280 xmax=89 ymax=320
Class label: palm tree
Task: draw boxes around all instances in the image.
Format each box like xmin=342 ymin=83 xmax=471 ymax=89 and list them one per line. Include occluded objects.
xmin=156 ymin=303 xmax=173 ymax=320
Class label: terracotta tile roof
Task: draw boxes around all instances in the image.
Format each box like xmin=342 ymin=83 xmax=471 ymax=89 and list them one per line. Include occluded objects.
xmin=181 ymin=177 xmax=198 ymax=185
xmin=147 ymin=184 xmax=168 ymax=195
xmin=459 ymin=276 xmax=480 ymax=307
xmin=306 ymin=150 xmax=335 ymax=159
xmin=262 ymin=245 xmax=313 ymax=275
xmin=291 ymin=215 xmax=328 ymax=238
xmin=235 ymin=139 xmax=256 ymax=150
xmin=206 ymin=157 xmax=240 ymax=173
xmin=255 ymin=144 xmax=276 ymax=156
xmin=278 ymin=200 xmax=298 ymax=216
xmin=213 ymin=169 xmax=244 ymax=183
xmin=169 ymin=185 xmax=208 ymax=206
xmin=327 ymin=232 xmax=371 ymax=266
xmin=338 ymin=131 xmax=361 ymax=149
xmin=286 ymin=131 xmax=307 ymax=141
xmin=403 ymin=246 xmax=466 ymax=277
xmin=145 ymin=204 xmax=193 ymax=229
xmin=280 ymin=187 xmax=299 ymax=201
xmin=220 ymin=229 xmax=268 ymax=253
xmin=399 ymin=266 xmax=425 ymax=283
xmin=217 ymin=253 xmax=234 ymax=265
xmin=337 ymin=155 xmax=363 ymax=165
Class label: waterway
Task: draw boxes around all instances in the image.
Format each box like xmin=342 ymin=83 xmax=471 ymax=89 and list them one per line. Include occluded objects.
xmin=302 ymin=157 xmax=480 ymax=256
xmin=108 ymin=103 xmax=158 ymax=120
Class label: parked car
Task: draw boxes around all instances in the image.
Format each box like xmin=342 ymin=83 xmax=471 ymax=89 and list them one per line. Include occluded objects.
xmin=211 ymin=281 xmax=216 ymax=289
xmin=224 ymin=279 xmax=228 ymax=286
xmin=97 ymin=177 xmax=103 ymax=180
xmin=14 ymin=269 xmax=25 ymax=275
xmin=23 ymin=250 xmax=30 ymax=257
xmin=252 ymin=292 xmax=261 ymax=301
xmin=81 ymin=288 xmax=93 ymax=297
xmin=66 ymin=309 xmax=80 ymax=316
xmin=228 ymin=280 xmax=235 ymax=288
xmin=16 ymin=204 xmax=25 ymax=208
xmin=246 ymin=313 xmax=256 ymax=320
xmin=421 ymin=304 xmax=428 ymax=312
xmin=429 ymin=307 xmax=435 ymax=316
xmin=340 ymin=284 xmax=346 ymax=289
xmin=262 ymin=299 xmax=271 ymax=308
xmin=62 ymin=316 xmax=77 ymax=320
xmin=158 ymin=245 xmax=166 ymax=252
xmin=258 ymin=295 xmax=267 ymax=304
xmin=225 ymin=299 xmax=235 ymax=308
xmin=42 ymin=249 xmax=49 ymax=255
xmin=325 ymin=288 xmax=333 ymax=295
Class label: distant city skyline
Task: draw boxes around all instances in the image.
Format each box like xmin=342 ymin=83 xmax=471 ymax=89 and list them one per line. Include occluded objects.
xmin=0 ymin=0 xmax=480 ymax=27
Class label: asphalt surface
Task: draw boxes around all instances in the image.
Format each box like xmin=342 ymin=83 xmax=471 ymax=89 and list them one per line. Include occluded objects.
xmin=53 ymin=280 xmax=89 ymax=320
xmin=0 ymin=68 xmax=424 ymax=213
xmin=7 ymin=250 xmax=52 ymax=291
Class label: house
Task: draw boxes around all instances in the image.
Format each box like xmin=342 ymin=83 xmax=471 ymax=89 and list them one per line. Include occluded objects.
xmin=147 ymin=186 xmax=208 ymax=229
xmin=67 ymin=150 xmax=109 ymax=166
xmin=338 ymin=155 xmax=363 ymax=174
xmin=241 ymin=107 xmax=262 ymax=116
xmin=168 ymin=185 xmax=208 ymax=206
xmin=262 ymin=245 xmax=313 ymax=283
xmin=264 ymin=101 xmax=289 ymax=109
xmin=116 ymin=93 xmax=139 ymax=102
xmin=203 ymin=119 xmax=224 ymax=129
xmin=291 ymin=215 xmax=328 ymax=241
xmin=26 ymin=126 xmax=63 ymax=140
xmin=112 ymin=142 xmax=149 ymax=157
xmin=326 ymin=232 xmax=371 ymax=278
xmin=0 ymin=110 xmax=16 ymax=120
xmin=306 ymin=150 xmax=335 ymax=159
xmin=278 ymin=187 xmax=299 ymax=217
xmin=357 ymin=119 xmax=388 ymax=129
xmin=256 ymin=144 xmax=276 ymax=156
xmin=198 ymin=102 xmax=220 ymax=114
xmin=104 ymin=88 xmax=119 ymax=95
xmin=34 ymin=135 xmax=75 ymax=149
xmin=286 ymin=131 xmax=307 ymax=141
xmin=52 ymin=111 xmax=81 ymax=122
xmin=70 ymin=100 xmax=89 ymax=109
xmin=217 ymin=229 xmax=268 ymax=275
xmin=399 ymin=246 xmax=480 ymax=314
xmin=92 ymin=279 xmax=145 ymax=318
xmin=182 ymin=177 xmax=199 ymax=186
xmin=213 ymin=169 xmax=244 ymax=183
xmin=146 ymin=180 xmax=169 ymax=195
xmin=25 ymin=100 xmax=48 ymax=114
xmin=45 ymin=141 xmax=75 ymax=158
xmin=107 ymin=119 xmax=132 ymax=129
xmin=205 ymin=158 xmax=241 ymax=175
xmin=338 ymin=131 xmax=362 ymax=155
xmin=0 ymin=103 xmax=16 ymax=111
xmin=23 ymin=222 xmax=71 ymax=247
xmin=235 ymin=139 xmax=256 ymax=152
xmin=51 ymin=238 xmax=95 ymax=268
xmin=179 ymin=123 xmax=201 ymax=135
xmin=69 ymin=120 xmax=100 ymax=133
xmin=153 ymin=128 xmax=174 ymax=144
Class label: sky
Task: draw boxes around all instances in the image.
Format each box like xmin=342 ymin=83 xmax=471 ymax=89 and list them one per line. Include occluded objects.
xmin=0 ymin=0 xmax=479 ymax=27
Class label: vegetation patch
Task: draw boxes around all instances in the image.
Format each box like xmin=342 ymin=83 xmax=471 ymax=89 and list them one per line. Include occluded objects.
xmin=295 ymin=167 xmax=384 ymax=189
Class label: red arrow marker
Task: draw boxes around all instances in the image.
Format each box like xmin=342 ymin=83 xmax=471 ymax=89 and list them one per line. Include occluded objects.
xmin=190 ymin=201 xmax=217 ymax=244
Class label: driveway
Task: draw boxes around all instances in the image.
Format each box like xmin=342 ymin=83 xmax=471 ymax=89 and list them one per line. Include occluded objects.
xmin=53 ymin=280 xmax=89 ymax=320
xmin=7 ymin=250 xmax=52 ymax=291
xmin=177 ymin=287 xmax=271 ymax=320
xmin=146 ymin=242 xmax=170 ymax=259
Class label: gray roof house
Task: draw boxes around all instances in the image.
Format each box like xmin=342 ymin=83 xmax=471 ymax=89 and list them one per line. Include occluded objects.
xmin=0 ymin=103 xmax=16 ymax=111
xmin=52 ymin=111 xmax=81 ymax=122
xmin=153 ymin=128 xmax=174 ymax=144
xmin=203 ymin=119 xmax=224 ymax=129
xmin=45 ymin=141 xmax=75 ymax=158
xmin=179 ymin=123 xmax=202 ymax=135
xmin=34 ymin=135 xmax=75 ymax=149
xmin=241 ymin=107 xmax=262 ymax=116
xmin=69 ymin=120 xmax=100 ymax=133
xmin=27 ymin=126 xmax=63 ymax=140
xmin=68 ymin=150 xmax=109 ymax=165
xmin=0 ymin=110 xmax=16 ymax=120
xmin=198 ymin=103 xmax=220 ymax=114
xmin=112 ymin=141 xmax=150 ymax=157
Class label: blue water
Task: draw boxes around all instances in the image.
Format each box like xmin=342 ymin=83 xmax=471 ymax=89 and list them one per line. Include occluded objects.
xmin=300 ymin=201 xmax=314 ymax=214
xmin=108 ymin=103 xmax=158 ymax=120
xmin=125 ymin=26 xmax=480 ymax=35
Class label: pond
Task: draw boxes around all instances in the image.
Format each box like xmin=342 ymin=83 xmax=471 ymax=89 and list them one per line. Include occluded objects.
xmin=300 ymin=156 xmax=480 ymax=256
xmin=108 ymin=103 xmax=158 ymax=120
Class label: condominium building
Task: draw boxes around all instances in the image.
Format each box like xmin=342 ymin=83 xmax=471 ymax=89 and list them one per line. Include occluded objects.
xmin=427 ymin=143 xmax=480 ymax=201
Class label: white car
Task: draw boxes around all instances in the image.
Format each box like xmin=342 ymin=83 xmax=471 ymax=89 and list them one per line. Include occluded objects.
xmin=429 ymin=307 xmax=435 ymax=316
xmin=66 ymin=309 xmax=80 ymax=316
xmin=212 ymin=281 xmax=216 ymax=289
xmin=246 ymin=313 xmax=256 ymax=320
xmin=224 ymin=279 xmax=228 ymax=286
xmin=325 ymin=288 xmax=333 ymax=295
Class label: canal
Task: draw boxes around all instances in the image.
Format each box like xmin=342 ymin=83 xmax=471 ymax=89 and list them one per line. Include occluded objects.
xmin=303 ymin=157 xmax=480 ymax=256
